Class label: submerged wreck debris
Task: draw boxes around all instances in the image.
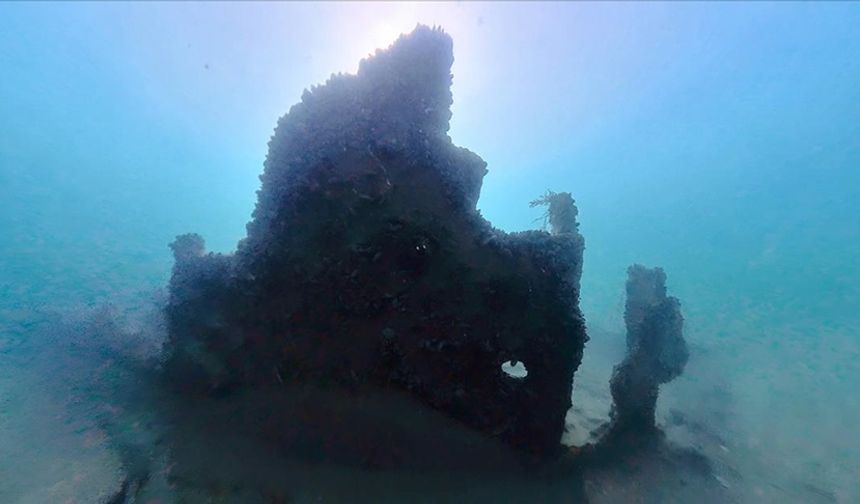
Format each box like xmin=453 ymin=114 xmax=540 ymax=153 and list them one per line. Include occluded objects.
xmin=605 ymin=265 xmax=689 ymax=439
xmin=163 ymin=25 xmax=587 ymax=458
xmin=530 ymin=190 xmax=579 ymax=236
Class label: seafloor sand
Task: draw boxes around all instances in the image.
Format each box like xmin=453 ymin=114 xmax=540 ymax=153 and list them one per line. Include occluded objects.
xmin=0 ymin=304 xmax=856 ymax=503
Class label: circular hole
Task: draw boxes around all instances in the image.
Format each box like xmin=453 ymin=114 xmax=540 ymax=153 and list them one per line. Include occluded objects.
xmin=501 ymin=360 xmax=528 ymax=379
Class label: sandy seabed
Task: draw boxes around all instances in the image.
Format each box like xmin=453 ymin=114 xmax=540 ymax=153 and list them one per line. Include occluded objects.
xmin=0 ymin=304 xmax=857 ymax=503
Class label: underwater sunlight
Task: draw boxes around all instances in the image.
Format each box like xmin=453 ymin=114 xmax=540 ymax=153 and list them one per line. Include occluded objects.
xmin=1 ymin=2 xmax=858 ymax=504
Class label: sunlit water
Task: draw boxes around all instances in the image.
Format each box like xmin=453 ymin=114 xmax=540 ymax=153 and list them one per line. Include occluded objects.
xmin=2 ymin=2 xmax=859 ymax=503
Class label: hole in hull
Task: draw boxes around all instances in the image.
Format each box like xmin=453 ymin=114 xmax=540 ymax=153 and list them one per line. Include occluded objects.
xmin=501 ymin=360 xmax=528 ymax=379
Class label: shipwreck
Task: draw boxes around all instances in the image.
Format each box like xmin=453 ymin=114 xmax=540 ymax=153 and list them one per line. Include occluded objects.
xmin=161 ymin=25 xmax=685 ymax=463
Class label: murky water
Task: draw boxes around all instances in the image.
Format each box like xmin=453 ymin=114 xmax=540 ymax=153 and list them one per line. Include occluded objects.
xmin=2 ymin=3 xmax=858 ymax=503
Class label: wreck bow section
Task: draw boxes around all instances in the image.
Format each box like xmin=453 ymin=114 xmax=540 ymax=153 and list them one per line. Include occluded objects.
xmin=163 ymin=25 xmax=587 ymax=457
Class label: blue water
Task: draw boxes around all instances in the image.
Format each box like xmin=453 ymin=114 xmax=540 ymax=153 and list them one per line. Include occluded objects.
xmin=1 ymin=3 xmax=858 ymax=503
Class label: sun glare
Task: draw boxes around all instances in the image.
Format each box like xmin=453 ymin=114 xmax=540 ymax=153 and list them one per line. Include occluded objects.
xmin=330 ymin=2 xmax=474 ymax=88
xmin=371 ymin=21 xmax=405 ymax=51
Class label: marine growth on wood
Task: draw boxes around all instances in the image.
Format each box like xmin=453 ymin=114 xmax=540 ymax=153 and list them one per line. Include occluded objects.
xmin=607 ymin=265 xmax=689 ymax=437
xmin=163 ymin=25 xmax=588 ymax=458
